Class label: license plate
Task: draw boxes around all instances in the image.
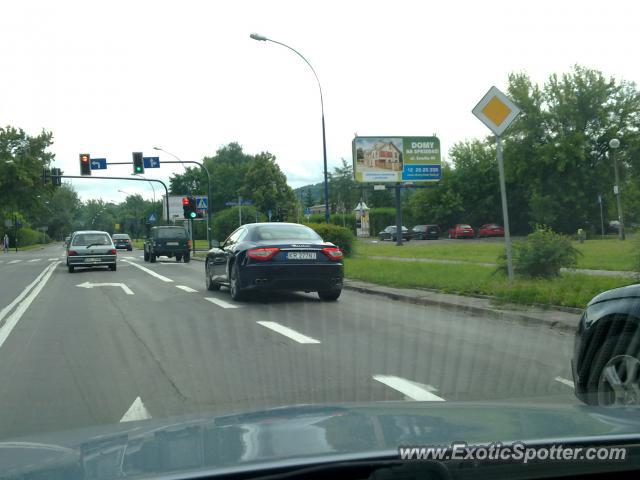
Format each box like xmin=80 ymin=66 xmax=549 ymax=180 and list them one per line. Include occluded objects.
xmin=85 ymin=257 xmax=101 ymax=263
xmin=287 ymin=252 xmax=316 ymax=260
xmin=166 ymin=242 xmax=179 ymax=246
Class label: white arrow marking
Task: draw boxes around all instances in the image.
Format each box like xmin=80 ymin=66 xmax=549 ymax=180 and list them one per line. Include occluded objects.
xmin=76 ymin=281 xmax=134 ymax=295
xmin=120 ymin=396 xmax=151 ymax=422
xmin=373 ymin=375 xmax=445 ymax=401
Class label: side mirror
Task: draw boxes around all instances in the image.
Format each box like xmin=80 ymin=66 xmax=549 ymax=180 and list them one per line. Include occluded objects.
xmin=211 ymin=240 xmax=220 ymax=248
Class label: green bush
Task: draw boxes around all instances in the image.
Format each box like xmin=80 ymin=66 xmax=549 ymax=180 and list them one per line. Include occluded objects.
xmin=213 ymin=206 xmax=265 ymax=241
xmin=306 ymin=223 xmax=355 ymax=256
xmin=17 ymin=227 xmax=47 ymax=247
xmin=499 ymin=225 xmax=581 ymax=278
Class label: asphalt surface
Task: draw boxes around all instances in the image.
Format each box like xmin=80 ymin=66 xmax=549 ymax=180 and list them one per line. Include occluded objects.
xmin=0 ymin=244 xmax=578 ymax=441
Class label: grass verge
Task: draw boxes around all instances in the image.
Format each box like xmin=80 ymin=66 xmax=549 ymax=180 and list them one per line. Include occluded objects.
xmin=356 ymin=237 xmax=637 ymax=272
xmin=345 ymin=257 xmax=636 ymax=309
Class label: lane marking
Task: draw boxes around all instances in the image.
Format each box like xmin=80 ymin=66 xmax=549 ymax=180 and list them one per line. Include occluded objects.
xmin=0 ymin=262 xmax=56 ymax=328
xmin=122 ymin=259 xmax=173 ymax=282
xmin=28 ymin=259 xmax=41 ymax=263
xmin=554 ymin=376 xmax=575 ymax=388
xmin=47 ymin=258 xmax=57 ymax=261
xmin=205 ymin=297 xmax=240 ymax=309
xmin=373 ymin=375 xmax=445 ymax=401
xmin=0 ymin=262 xmax=60 ymax=349
xmin=176 ymin=285 xmax=197 ymax=293
xmin=8 ymin=260 xmax=22 ymax=264
xmin=124 ymin=256 xmax=136 ymax=259
xmin=257 ymin=321 xmax=321 ymax=344
xmin=76 ymin=281 xmax=134 ymax=295
xmin=120 ymin=396 xmax=151 ymax=422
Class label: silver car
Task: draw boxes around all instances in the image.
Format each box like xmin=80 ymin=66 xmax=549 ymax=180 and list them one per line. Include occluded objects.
xmin=66 ymin=230 xmax=117 ymax=273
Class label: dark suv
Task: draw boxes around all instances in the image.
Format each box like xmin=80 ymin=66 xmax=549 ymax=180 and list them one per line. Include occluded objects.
xmin=412 ymin=224 xmax=440 ymax=240
xmin=144 ymin=226 xmax=191 ymax=263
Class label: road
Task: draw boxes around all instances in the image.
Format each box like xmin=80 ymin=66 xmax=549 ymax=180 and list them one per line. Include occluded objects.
xmin=0 ymin=244 xmax=577 ymax=440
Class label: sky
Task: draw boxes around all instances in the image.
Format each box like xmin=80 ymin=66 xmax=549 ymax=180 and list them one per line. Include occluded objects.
xmin=1 ymin=0 xmax=639 ymax=203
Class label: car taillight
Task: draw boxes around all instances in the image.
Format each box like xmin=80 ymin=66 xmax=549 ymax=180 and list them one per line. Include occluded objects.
xmin=187 ymin=240 xmax=192 ymax=249
xmin=322 ymin=247 xmax=343 ymax=261
xmin=109 ymin=249 xmax=117 ymax=254
xmin=247 ymin=247 xmax=280 ymax=261
xmin=68 ymin=250 xmax=78 ymax=256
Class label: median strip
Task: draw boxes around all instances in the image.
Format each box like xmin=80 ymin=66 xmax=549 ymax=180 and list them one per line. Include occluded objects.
xmin=122 ymin=259 xmax=173 ymax=283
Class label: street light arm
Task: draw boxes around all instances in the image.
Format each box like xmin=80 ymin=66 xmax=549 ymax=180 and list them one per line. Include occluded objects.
xmin=265 ymin=39 xmax=325 ymax=113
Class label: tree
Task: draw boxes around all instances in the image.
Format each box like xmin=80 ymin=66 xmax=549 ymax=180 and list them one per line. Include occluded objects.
xmin=304 ymin=188 xmax=314 ymax=207
xmin=329 ymin=158 xmax=358 ymax=214
xmin=33 ymin=184 xmax=80 ymax=240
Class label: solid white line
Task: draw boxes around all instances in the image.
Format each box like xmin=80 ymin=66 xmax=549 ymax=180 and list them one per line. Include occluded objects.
xmin=28 ymin=259 xmax=41 ymax=262
xmin=0 ymin=262 xmax=59 ymax=349
xmin=176 ymin=285 xmax=197 ymax=293
xmin=120 ymin=396 xmax=151 ymax=422
xmin=8 ymin=260 xmax=21 ymax=264
xmin=122 ymin=259 xmax=173 ymax=282
xmin=0 ymin=262 xmax=56 ymax=328
xmin=257 ymin=321 xmax=321 ymax=344
xmin=204 ymin=297 xmax=240 ymax=309
xmin=373 ymin=375 xmax=445 ymax=401
xmin=554 ymin=376 xmax=575 ymax=388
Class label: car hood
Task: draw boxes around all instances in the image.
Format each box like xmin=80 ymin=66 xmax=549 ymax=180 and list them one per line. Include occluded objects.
xmin=587 ymin=283 xmax=640 ymax=306
xmin=2 ymin=402 xmax=640 ymax=479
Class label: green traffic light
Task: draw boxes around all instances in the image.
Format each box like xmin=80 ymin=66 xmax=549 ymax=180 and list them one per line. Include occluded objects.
xmin=189 ymin=212 xmax=197 ymax=219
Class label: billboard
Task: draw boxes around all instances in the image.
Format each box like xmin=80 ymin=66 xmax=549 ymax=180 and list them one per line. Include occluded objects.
xmin=352 ymin=136 xmax=441 ymax=183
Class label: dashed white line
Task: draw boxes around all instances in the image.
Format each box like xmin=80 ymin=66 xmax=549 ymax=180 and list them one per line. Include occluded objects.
xmin=48 ymin=258 xmax=58 ymax=261
xmin=205 ymin=297 xmax=240 ymax=309
xmin=8 ymin=260 xmax=22 ymax=264
xmin=256 ymin=321 xmax=321 ymax=344
xmin=373 ymin=375 xmax=445 ymax=401
xmin=0 ymin=262 xmax=60 ymax=349
xmin=554 ymin=376 xmax=574 ymax=388
xmin=28 ymin=258 xmax=41 ymax=262
xmin=176 ymin=285 xmax=197 ymax=293
xmin=122 ymin=259 xmax=173 ymax=282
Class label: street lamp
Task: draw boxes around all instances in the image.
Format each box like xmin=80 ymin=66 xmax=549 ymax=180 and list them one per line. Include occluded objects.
xmin=250 ymin=32 xmax=330 ymax=223
xmin=609 ymin=138 xmax=625 ymax=240
xmin=153 ymin=146 xmax=213 ymax=247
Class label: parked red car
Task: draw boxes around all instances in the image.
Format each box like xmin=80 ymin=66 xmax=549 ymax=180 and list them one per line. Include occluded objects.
xmin=477 ymin=223 xmax=505 ymax=238
xmin=448 ymin=224 xmax=475 ymax=239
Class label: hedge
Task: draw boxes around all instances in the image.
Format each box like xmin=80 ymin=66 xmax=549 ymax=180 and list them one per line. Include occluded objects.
xmin=213 ymin=206 xmax=266 ymax=241
xmin=305 ymin=223 xmax=355 ymax=256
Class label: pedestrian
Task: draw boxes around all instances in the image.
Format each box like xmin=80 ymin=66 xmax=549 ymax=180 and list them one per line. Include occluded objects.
xmin=3 ymin=233 xmax=9 ymax=253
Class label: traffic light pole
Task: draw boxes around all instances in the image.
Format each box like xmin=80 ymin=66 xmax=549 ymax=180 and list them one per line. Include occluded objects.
xmin=54 ymin=174 xmax=170 ymax=223
xmin=109 ymin=160 xmax=213 ymax=247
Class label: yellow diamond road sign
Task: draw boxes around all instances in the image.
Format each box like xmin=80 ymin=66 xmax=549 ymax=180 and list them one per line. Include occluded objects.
xmin=472 ymin=86 xmax=521 ymax=136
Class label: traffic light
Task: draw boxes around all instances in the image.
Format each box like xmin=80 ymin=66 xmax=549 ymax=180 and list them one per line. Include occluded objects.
xmin=79 ymin=153 xmax=91 ymax=176
xmin=42 ymin=167 xmax=51 ymax=185
xmin=52 ymin=167 xmax=62 ymax=187
xmin=132 ymin=152 xmax=144 ymax=174
xmin=182 ymin=196 xmax=197 ymax=219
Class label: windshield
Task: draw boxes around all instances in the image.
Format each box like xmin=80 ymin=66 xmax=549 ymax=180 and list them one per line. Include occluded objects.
xmin=71 ymin=233 xmax=111 ymax=246
xmin=2 ymin=1 xmax=640 ymax=477
xmin=254 ymin=225 xmax=321 ymax=241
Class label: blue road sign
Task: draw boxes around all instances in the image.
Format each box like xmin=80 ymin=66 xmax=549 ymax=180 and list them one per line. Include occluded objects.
xmin=91 ymin=158 xmax=107 ymax=170
xmin=143 ymin=156 xmax=160 ymax=168
xmin=195 ymin=196 xmax=208 ymax=212
xmin=304 ymin=207 xmax=311 ymax=215
xmin=148 ymin=213 xmax=157 ymax=222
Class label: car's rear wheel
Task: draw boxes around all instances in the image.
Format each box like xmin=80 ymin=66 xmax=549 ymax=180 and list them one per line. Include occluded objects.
xmin=587 ymin=336 xmax=640 ymax=406
xmin=109 ymin=264 xmax=116 ymax=271
xmin=143 ymin=249 xmax=149 ymax=262
xmin=229 ymin=262 xmax=245 ymax=301
xmin=318 ymin=288 xmax=342 ymax=301
xmin=68 ymin=265 xmax=74 ymax=273
xmin=150 ymin=252 xmax=156 ymax=263
xmin=184 ymin=253 xmax=190 ymax=263
xmin=205 ymin=261 xmax=220 ymax=291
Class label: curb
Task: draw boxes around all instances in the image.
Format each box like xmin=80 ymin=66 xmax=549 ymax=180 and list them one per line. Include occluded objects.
xmin=342 ymin=282 xmax=578 ymax=332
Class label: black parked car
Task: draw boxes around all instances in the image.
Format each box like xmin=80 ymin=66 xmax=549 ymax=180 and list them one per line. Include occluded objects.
xmin=411 ymin=224 xmax=440 ymax=240
xmin=572 ymin=284 xmax=640 ymax=406
xmin=205 ymin=223 xmax=344 ymax=301
xmin=378 ymin=226 xmax=411 ymax=242
xmin=144 ymin=226 xmax=191 ymax=263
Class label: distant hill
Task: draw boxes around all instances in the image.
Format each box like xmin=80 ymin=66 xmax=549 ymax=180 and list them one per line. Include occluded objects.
xmin=293 ymin=182 xmax=324 ymax=205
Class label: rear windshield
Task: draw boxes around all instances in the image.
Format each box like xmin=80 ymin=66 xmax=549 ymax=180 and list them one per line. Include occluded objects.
xmin=72 ymin=233 xmax=111 ymax=246
xmin=460 ymin=224 xmax=472 ymax=229
xmin=253 ymin=225 xmax=321 ymax=241
xmin=155 ymin=228 xmax=187 ymax=239
xmin=112 ymin=234 xmax=130 ymax=239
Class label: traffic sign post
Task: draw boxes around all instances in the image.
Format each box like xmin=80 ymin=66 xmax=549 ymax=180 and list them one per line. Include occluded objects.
xmin=473 ymin=86 xmax=521 ymax=281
